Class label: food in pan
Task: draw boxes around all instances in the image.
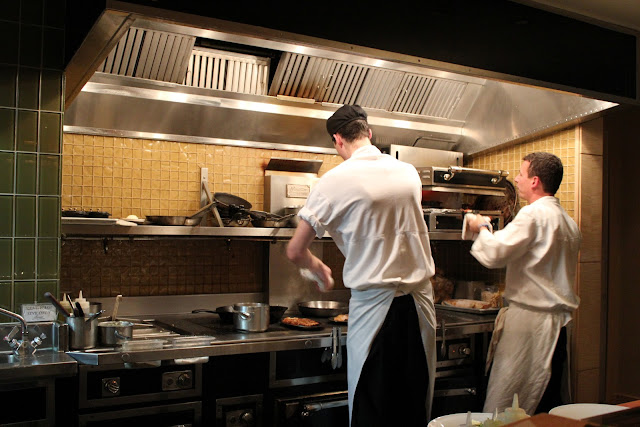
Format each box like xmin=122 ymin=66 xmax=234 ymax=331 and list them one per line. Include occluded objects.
xmin=281 ymin=317 xmax=320 ymax=327
xmin=443 ymin=299 xmax=492 ymax=310
xmin=430 ymin=269 xmax=455 ymax=303
xmin=332 ymin=314 xmax=348 ymax=322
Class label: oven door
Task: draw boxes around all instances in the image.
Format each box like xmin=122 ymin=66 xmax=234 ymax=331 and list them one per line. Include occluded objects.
xmin=273 ymin=390 xmax=348 ymax=427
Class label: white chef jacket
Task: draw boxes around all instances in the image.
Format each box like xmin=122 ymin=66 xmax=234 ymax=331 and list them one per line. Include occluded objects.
xmin=467 ymin=196 xmax=581 ymax=414
xmin=298 ymin=144 xmax=437 ymax=423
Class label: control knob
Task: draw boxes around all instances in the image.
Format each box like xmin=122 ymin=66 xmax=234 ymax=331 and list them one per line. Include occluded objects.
xmin=103 ymin=378 xmax=120 ymax=395
xmin=176 ymin=372 xmax=192 ymax=388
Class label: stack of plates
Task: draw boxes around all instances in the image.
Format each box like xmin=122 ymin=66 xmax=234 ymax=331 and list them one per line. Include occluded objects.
xmin=428 ymin=412 xmax=492 ymax=427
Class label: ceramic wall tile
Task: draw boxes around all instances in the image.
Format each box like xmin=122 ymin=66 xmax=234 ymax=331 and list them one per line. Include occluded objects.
xmin=14 ymin=238 xmax=35 ymax=280
xmin=14 ymin=281 xmax=35 ymax=310
xmin=17 ymin=67 xmax=39 ymax=110
xmin=19 ymin=25 xmax=42 ymax=68
xmin=0 ymin=66 xmax=17 ymax=108
xmin=16 ymin=110 xmax=37 ymax=152
xmin=38 ymin=196 xmax=59 ymax=237
xmin=40 ymin=70 xmax=62 ymax=112
xmin=0 ymin=152 xmax=14 ymax=193
xmin=15 ymin=196 xmax=36 ymax=237
xmin=0 ymin=108 xmax=15 ymax=151
xmin=0 ymin=196 xmax=12 ymax=237
xmin=0 ymin=282 xmax=10 ymax=310
xmin=0 ymin=240 xmax=11 ymax=280
xmin=40 ymin=112 xmax=61 ymax=153
xmin=16 ymin=153 xmax=37 ymax=194
xmin=37 ymin=238 xmax=58 ymax=279
xmin=0 ymin=23 xmax=19 ymax=64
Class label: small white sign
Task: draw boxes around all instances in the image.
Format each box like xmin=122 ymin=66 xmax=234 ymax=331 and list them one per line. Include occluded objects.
xmin=21 ymin=303 xmax=57 ymax=322
xmin=286 ymin=184 xmax=310 ymax=198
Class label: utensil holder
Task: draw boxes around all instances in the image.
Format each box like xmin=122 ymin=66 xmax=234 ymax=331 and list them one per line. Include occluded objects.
xmin=68 ymin=316 xmax=98 ymax=350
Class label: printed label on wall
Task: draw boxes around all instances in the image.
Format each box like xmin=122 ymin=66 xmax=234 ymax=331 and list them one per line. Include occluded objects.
xmin=21 ymin=303 xmax=57 ymax=322
xmin=286 ymin=184 xmax=310 ymax=198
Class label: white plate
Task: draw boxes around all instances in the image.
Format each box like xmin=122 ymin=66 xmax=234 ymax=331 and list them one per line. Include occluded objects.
xmin=549 ymin=403 xmax=626 ymax=420
xmin=121 ymin=217 xmax=145 ymax=224
xmin=428 ymin=412 xmax=492 ymax=427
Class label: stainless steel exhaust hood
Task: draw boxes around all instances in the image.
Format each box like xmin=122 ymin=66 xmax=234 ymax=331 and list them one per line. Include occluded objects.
xmin=64 ymin=3 xmax=618 ymax=156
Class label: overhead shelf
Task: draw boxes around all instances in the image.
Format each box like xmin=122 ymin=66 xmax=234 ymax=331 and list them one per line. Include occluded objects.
xmin=61 ymin=224 xmax=465 ymax=241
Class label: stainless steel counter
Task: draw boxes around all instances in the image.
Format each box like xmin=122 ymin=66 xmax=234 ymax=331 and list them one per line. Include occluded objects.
xmin=0 ymin=350 xmax=77 ymax=381
xmin=66 ymin=308 xmax=496 ymax=366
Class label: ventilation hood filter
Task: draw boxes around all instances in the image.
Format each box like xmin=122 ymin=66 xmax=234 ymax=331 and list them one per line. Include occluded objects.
xmin=98 ymin=27 xmax=195 ymax=84
xmin=268 ymin=52 xmax=473 ymax=120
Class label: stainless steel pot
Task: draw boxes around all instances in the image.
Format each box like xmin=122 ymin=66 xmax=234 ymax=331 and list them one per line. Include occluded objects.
xmin=68 ymin=316 xmax=98 ymax=350
xmin=98 ymin=320 xmax=134 ymax=346
xmin=233 ymin=303 xmax=269 ymax=332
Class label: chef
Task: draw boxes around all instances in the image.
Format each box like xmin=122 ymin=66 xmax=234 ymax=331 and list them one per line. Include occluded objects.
xmin=464 ymin=152 xmax=581 ymax=415
xmin=286 ymin=105 xmax=437 ymax=426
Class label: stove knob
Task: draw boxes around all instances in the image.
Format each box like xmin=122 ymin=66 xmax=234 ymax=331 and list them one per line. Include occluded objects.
xmin=103 ymin=378 xmax=120 ymax=395
xmin=460 ymin=346 xmax=471 ymax=356
xmin=176 ymin=372 xmax=192 ymax=388
xmin=240 ymin=411 xmax=254 ymax=425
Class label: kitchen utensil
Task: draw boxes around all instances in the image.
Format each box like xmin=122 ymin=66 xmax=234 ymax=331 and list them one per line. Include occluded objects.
xmin=213 ymin=192 xmax=252 ymax=210
xmin=85 ymin=310 xmax=105 ymax=323
xmin=145 ymin=201 xmax=216 ymax=226
xmin=232 ymin=302 xmax=269 ymax=332
xmin=548 ymin=404 xmax=626 ymax=420
xmin=298 ymin=301 xmax=348 ymax=318
xmin=331 ymin=326 xmax=338 ymax=369
xmin=75 ymin=301 xmax=85 ymax=317
xmin=98 ymin=320 xmax=134 ymax=346
xmin=68 ymin=316 xmax=98 ymax=349
xmin=67 ymin=294 xmax=78 ymax=316
xmin=111 ymin=294 xmax=122 ymax=321
xmin=336 ymin=327 xmax=342 ymax=368
xmin=251 ymin=213 xmax=295 ymax=228
xmin=269 ymin=305 xmax=288 ymax=324
xmin=44 ymin=292 xmax=71 ymax=318
xmin=283 ymin=206 xmax=303 ymax=227
xmin=192 ymin=306 xmax=235 ymax=324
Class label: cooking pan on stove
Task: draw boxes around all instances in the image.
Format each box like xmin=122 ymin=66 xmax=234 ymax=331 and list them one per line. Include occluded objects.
xmin=298 ymin=301 xmax=348 ymax=318
xmin=193 ymin=305 xmax=288 ymax=324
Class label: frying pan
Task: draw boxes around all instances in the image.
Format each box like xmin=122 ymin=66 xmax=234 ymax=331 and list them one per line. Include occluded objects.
xmin=146 ymin=201 xmax=215 ymax=226
xmin=298 ymin=301 xmax=348 ymax=318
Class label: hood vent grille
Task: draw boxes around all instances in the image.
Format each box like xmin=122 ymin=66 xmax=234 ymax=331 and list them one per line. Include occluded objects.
xmin=98 ymin=27 xmax=195 ymax=83
xmin=183 ymin=47 xmax=269 ymax=95
xmin=268 ymin=52 xmax=467 ymax=119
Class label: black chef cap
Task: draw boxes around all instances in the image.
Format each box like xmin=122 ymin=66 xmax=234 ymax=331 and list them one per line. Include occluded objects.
xmin=326 ymin=105 xmax=368 ymax=136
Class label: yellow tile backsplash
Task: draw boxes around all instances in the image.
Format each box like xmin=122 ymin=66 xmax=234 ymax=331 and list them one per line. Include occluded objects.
xmin=466 ymin=127 xmax=578 ymax=221
xmin=62 ymin=134 xmax=343 ymax=218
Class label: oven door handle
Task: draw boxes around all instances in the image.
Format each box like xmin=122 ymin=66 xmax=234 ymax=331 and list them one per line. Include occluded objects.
xmin=301 ymin=399 xmax=349 ymax=417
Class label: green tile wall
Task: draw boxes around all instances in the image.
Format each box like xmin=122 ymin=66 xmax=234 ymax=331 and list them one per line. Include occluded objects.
xmin=0 ymin=0 xmax=65 ymax=317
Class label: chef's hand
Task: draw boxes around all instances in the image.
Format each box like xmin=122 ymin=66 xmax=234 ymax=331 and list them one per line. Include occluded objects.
xmin=468 ymin=214 xmax=492 ymax=233
xmin=308 ymin=259 xmax=334 ymax=292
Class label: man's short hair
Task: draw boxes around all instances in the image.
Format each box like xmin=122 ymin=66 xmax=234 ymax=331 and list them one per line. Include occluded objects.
xmin=335 ymin=119 xmax=370 ymax=143
xmin=523 ymin=152 xmax=563 ymax=195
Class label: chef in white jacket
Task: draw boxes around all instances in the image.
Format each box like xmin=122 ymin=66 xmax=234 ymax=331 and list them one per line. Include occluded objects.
xmin=464 ymin=152 xmax=581 ymax=415
xmin=286 ymin=105 xmax=437 ymax=427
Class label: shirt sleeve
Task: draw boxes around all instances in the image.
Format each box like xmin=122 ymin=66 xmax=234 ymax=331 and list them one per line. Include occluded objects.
xmin=298 ymin=188 xmax=333 ymax=239
xmin=470 ymin=209 xmax=537 ymax=268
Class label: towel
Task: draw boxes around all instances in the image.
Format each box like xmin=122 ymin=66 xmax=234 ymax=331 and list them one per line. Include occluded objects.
xmin=485 ymin=306 xmax=509 ymax=374
xmin=462 ymin=213 xmax=493 ymax=240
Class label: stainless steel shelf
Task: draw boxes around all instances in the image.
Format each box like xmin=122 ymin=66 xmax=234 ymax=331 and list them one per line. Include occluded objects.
xmin=61 ymin=224 xmax=465 ymax=241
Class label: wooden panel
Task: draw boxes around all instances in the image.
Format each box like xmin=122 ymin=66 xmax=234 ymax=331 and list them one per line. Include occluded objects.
xmin=579 ymin=154 xmax=602 ymax=263
xmin=575 ymin=261 xmax=601 ymax=371
xmin=576 ymin=368 xmax=600 ymax=403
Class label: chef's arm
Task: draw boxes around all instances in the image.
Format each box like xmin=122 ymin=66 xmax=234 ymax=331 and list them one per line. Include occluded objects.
xmin=286 ymin=220 xmax=334 ymax=290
